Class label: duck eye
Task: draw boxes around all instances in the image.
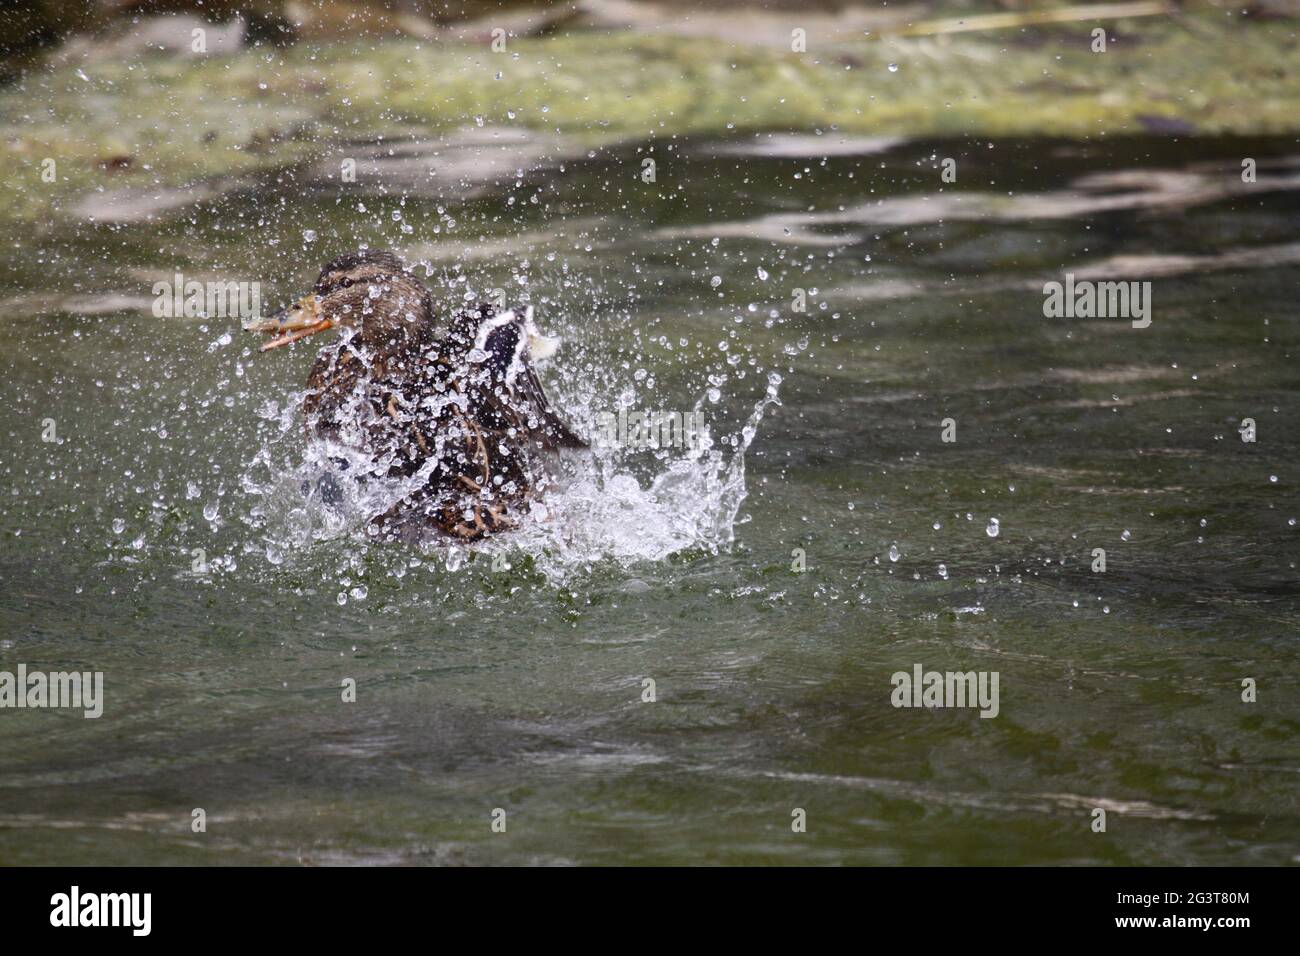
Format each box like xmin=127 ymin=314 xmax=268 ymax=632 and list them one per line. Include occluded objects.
xmin=339 ymin=278 xmax=354 ymax=289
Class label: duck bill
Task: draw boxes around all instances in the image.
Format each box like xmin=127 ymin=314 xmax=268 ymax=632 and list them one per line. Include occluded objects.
xmin=243 ymin=295 xmax=333 ymax=351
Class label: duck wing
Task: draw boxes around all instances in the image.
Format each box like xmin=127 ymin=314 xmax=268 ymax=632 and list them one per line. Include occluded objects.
xmin=470 ymin=308 xmax=587 ymax=451
xmin=512 ymin=361 xmax=588 ymax=451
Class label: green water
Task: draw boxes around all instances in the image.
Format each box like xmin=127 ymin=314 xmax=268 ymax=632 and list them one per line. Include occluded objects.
xmin=0 ymin=133 xmax=1297 ymax=865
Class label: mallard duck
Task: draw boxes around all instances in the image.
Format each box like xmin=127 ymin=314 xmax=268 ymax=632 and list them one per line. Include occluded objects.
xmin=243 ymin=249 xmax=585 ymax=540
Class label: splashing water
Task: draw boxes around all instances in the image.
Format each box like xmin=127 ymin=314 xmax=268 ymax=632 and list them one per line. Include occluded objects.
xmin=238 ymin=357 xmax=782 ymax=584
xmin=500 ymin=373 xmax=782 ymax=578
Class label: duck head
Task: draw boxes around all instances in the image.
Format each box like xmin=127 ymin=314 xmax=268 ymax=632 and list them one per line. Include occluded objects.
xmin=244 ymin=249 xmax=435 ymax=353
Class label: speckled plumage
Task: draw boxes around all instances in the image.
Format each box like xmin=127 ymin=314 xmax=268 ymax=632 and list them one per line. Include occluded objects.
xmin=255 ymin=249 xmax=584 ymax=540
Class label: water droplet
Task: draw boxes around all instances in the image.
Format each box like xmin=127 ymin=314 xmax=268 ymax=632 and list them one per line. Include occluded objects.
xmin=888 ymin=63 xmax=899 ymax=73
xmin=937 ymin=563 xmax=948 ymax=579
xmin=986 ymin=518 xmax=1000 ymax=538
xmin=888 ymin=544 xmax=900 ymax=562
xmin=111 ymin=518 xmax=125 ymax=534
xmin=710 ymin=275 xmax=722 ymax=288
xmin=203 ymin=502 xmax=219 ymax=522
xmin=302 ymin=229 xmax=316 ymax=243
xmin=1120 ymin=529 xmax=1131 ymax=541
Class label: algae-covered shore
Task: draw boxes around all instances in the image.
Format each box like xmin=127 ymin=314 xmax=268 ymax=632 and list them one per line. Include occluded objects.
xmin=2 ymin=4 xmax=1298 ymax=224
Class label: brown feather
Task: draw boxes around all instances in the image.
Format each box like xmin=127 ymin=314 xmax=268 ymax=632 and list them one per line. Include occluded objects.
xmin=279 ymin=250 xmax=583 ymax=541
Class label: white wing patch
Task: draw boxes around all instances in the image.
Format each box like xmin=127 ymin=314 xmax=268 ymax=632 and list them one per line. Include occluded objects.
xmin=469 ymin=305 xmax=561 ymax=382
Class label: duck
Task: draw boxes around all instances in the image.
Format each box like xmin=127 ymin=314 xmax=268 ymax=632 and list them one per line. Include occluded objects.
xmin=243 ymin=248 xmax=585 ymax=541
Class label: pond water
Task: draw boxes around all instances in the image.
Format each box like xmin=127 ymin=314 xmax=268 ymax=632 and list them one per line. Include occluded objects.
xmin=0 ymin=133 xmax=1297 ymax=865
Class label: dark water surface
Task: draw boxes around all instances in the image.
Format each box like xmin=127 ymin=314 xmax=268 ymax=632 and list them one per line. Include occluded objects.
xmin=1 ymin=135 xmax=1297 ymax=865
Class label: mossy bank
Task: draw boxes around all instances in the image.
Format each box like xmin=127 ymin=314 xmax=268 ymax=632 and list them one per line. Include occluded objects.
xmin=2 ymin=11 xmax=1298 ymax=224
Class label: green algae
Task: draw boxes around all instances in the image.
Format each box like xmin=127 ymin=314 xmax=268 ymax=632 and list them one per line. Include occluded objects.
xmin=2 ymin=13 xmax=1297 ymax=223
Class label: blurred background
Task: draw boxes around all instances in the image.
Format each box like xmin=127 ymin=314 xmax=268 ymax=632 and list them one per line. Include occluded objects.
xmin=3 ymin=0 xmax=1297 ymax=227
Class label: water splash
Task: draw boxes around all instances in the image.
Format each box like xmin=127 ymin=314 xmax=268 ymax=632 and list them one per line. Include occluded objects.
xmin=496 ymin=371 xmax=782 ymax=578
xmin=238 ymin=368 xmax=781 ymax=584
